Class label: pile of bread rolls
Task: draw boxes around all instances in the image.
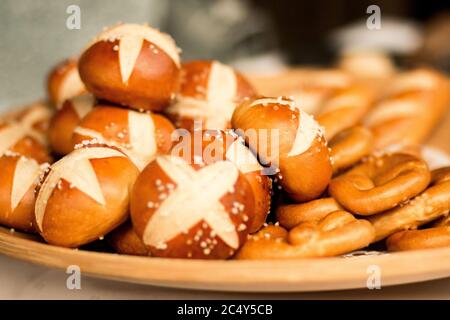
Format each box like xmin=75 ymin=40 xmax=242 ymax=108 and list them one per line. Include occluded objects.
xmin=0 ymin=24 xmax=449 ymax=260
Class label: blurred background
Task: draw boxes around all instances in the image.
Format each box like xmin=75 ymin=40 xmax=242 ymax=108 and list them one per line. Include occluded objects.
xmin=1 ymin=0 xmax=450 ymax=109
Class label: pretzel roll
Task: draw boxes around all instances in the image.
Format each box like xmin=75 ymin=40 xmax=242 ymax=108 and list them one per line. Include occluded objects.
xmin=173 ymin=129 xmax=271 ymax=233
xmin=131 ymin=155 xmax=255 ymax=259
xmin=47 ymin=59 xmax=86 ymax=108
xmin=165 ymin=60 xmax=256 ymax=130
xmin=108 ymin=221 xmax=149 ymax=256
xmin=231 ymin=96 xmax=332 ymax=202
xmin=329 ymin=126 xmax=373 ymax=173
xmin=368 ymin=167 xmax=450 ymax=242
xmin=236 ymin=211 xmax=375 ymax=259
xmin=79 ymin=23 xmax=181 ymax=111
xmin=49 ymin=94 xmax=95 ymax=155
xmin=329 ymin=153 xmax=431 ymax=215
xmin=0 ymin=154 xmax=48 ymax=232
xmin=0 ymin=121 xmax=50 ymax=164
xmin=316 ymin=85 xmax=374 ymax=140
xmin=15 ymin=101 xmax=53 ymax=135
xmin=365 ymin=69 xmax=450 ymax=149
xmin=72 ymin=104 xmax=175 ymax=170
xmin=276 ymin=197 xmax=343 ymax=229
xmin=35 ymin=146 xmax=139 ymax=247
xmin=338 ymin=51 xmax=396 ymax=81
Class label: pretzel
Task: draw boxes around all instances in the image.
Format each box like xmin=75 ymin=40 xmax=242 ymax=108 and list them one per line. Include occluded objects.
xmin=108 ymin=221 xmax=149 ymax=256
xmin=79 ymin=23 xmax=181 ymax=111
xmin=329 ymin=126 xmax=373 ymax=173
xmin=364 ymin=69 xmax=450 ymax=150
xmin=316 ymin=85 xmax=374 ymax=140
xmin=386 ymin=224 xmax=450 ymax=252
xmin=131 ymin=155 xmax=255 ymax=259
xmin=368 ymin=167 xmax=450 ymax=242
xmin=35 ymin=146 xmax=139 ymax=247
xmin=15 ymin=101 xmax=53 ymax=136
xmin=276 ymin=197 xmax=343 ymax=229
xmin=231 ymin=96 xmax=332 ymax=202
xmin=0 ymin=153 xmax=48 ymax=232
xmin=47 ymin=59 xmax=86 ymax=108
xmin=72 ymin=104 xmax=175 ymax=170
xmin=165 ymin=60 xmax=256 ymax=131
xmin=236 ymin=211 xmax=375 ymax=259
xmin=49 ymin=94 xmax=95 ymax=155
xmin=329 ymin=153 xmax=431 ymax=215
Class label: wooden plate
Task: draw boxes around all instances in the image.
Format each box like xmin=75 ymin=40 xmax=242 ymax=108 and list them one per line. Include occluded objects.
xmin=1 ymin=226 xmax=449 ymax=292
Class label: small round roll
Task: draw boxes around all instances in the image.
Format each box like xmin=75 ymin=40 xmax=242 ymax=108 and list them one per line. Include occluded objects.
xmin=165 ymin=60 xmax=256 ymax=130
xmin=108 ymin=221 xmax=149 ymax=256
xmin=231 ymin=96 xmax=332 ymax=202
xmin=78 ymin=23 xmax=181 ymax=111
xmin=47 ymin=59 xmax=86 ymax=108
xmin=72 ymin=103 xmax=175 ymax=170
xmin=34 ymin=146 xmax=139 ymax=247
xmin=0 ymin=153 xmax=47 ymax=232
xmin=49 ymin=94 xmax=95 ymax=155
xmin=131 ymin=154 xmax=255 ymax=259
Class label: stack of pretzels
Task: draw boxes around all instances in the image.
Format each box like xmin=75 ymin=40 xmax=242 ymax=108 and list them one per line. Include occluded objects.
xmin=0 ymin=24 xmax=449 ymax=260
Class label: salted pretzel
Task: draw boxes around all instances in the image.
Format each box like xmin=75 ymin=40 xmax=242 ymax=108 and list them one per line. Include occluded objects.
xmin=165 ymin=60 xmax=256 ymax=131
xmin=276 ymin=197 xmax=343 ymax=229
xmin=364 ymin=69 xmax=450 ymax=149
xmin=79 ymin=23 xmax=181 ymax=111
xmin=369 ymin=167 xmax=450 ymax=242
xmin=316 ymin=85 xmax=374 ymax=141
xmin=72 ymin=104 xmax=175 ymax=170
xmin=236 ymin=210 xmax=375 ymax=259
xmin=49 ymin=94 xmax=95 ymax=155
xmin=15 ymin=101 xmax=53 ymax=136
xmin=329 ymin=153 xmax=431 ymax=215
xmin=231 ymin=96 xmax=332 ymax=202
xmin=329 ymin=126 xmax=373 ymax=173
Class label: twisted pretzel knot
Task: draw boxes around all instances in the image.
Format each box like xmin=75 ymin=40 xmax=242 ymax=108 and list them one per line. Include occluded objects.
xmin=329 ymin=153 xmax=431 ymax=215
xmin=369 ymin=167 xmax=450 ymax=242
xmin=276 ymin=197 xmax=343 ymax=229
xmin=329 ymin=126 xmax=373 ymax=174
xmin=236 ymin=211 xmax=375 ymax=259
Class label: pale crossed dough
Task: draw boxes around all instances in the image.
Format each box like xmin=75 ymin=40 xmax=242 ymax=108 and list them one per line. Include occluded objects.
xmin=35 ymin=147 xmax=126 ymax=231
xmin=143 ymin=156 xmax=240 ymax=250
xmin=247 ymin=97 xmax=323 ymax=157
xmin=10 ymin=156 xmax=42 ymax=213
xmin=56 ymin=67 xmax=86 ymax=108
xmin=225 ymin=137 xmax=263 ymax=174
xmin=0 ymin=122 xmax=46 ymax=157
xmin=74 ymin=110 xmax=157 ymax=170
xmin=69 ymin=94 xmax=96 ymax=119
xmin=91 ymin=24 xmax=180 ymax=83
xmin=167 ymin=61 xmax=238 ymax=129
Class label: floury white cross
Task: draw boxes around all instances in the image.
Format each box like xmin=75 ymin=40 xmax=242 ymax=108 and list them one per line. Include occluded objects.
xmin=143 ymin=156 xmax=240 ymax=250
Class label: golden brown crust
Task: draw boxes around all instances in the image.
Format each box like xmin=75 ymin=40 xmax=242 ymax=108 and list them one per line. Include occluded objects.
xmin=49 ymin=94 xmax=95 ymax=155
xmin=365 ymin=69 xmax=450 ymax=149
xmin=329 ymin=126 xmax=373 ymax=174
xmin=47 ymin=59 xmax=86 ymax=108
xmin=329 ymin=153 xmax=431 ymax=215
xmin=165 ymin=60 xmax=257 ymax=131
xmin=0 ymin=155 xmax=44 ymax=232
xmin=316 ymin=85 xmax=374 ymax=140
xmin=368 ymin=167 xmax=450 ymax=242
xmin=236 ymin=211 xmax=375 ymax=259
xmin=276 ymin=197 xmax=343 ymax=229
xmin=78 ymin=25 xmax=180 ymax=112
xmin=231 ymin=96 xmax=332 ymax=202
xmin=35 ymin=146 xmax=139 ymax=247
xmin=386 ymin=226 xmax=450 ymax=251
xmin=130 ymin=155 xmax=255 ymax=259
xmin=72 ymin=104 xmax=175 ymax=170
xmin=108 ymin=221 xmax=149 ymax=256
